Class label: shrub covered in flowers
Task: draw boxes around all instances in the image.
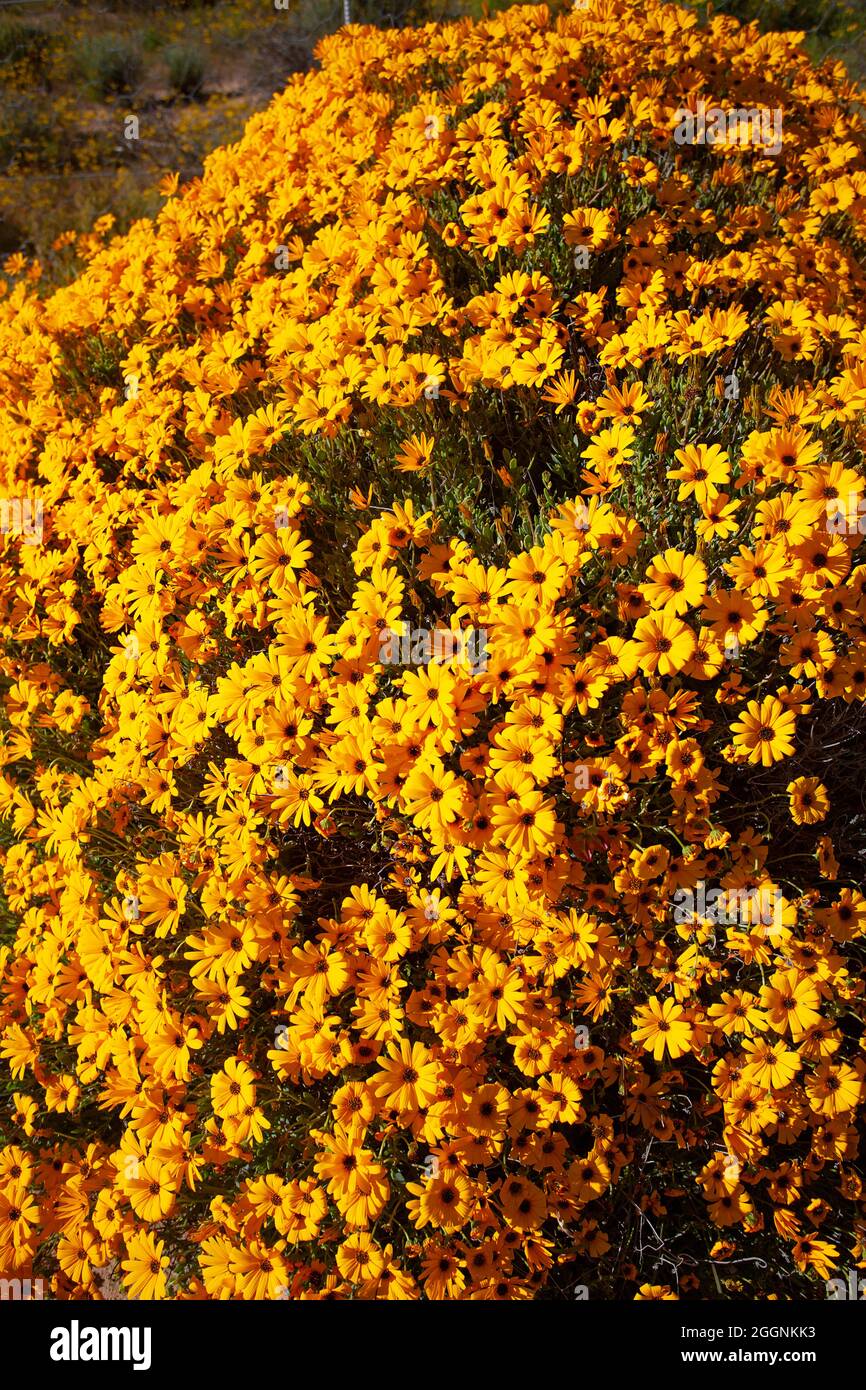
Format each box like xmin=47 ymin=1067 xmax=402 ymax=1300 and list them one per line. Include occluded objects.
xmin=1 ymin=0 xmax=865 ymax=1301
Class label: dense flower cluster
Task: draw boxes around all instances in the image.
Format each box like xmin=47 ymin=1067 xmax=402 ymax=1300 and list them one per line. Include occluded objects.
xmin=1 ymin=0 xmax=865 ymax=1300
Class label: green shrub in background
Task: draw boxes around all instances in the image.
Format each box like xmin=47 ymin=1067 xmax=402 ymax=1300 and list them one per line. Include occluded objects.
xmin=165 ymin=43 xmax=206 ymax=96
xmin=78 ymin=35 xmax=144 ymax=96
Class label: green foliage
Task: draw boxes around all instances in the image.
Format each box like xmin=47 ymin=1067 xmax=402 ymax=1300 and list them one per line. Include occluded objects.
xmin=165 ymin=43 xmax=207 ymax=96
xmin=78 ymin=35 xmax=144 ymax=96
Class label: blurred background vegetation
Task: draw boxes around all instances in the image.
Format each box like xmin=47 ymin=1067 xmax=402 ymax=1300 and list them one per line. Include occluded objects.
xmin=1 ymin=0 xmax=864 ymax=284
xmin=693 ymin=0 xmax=866 ymax=76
